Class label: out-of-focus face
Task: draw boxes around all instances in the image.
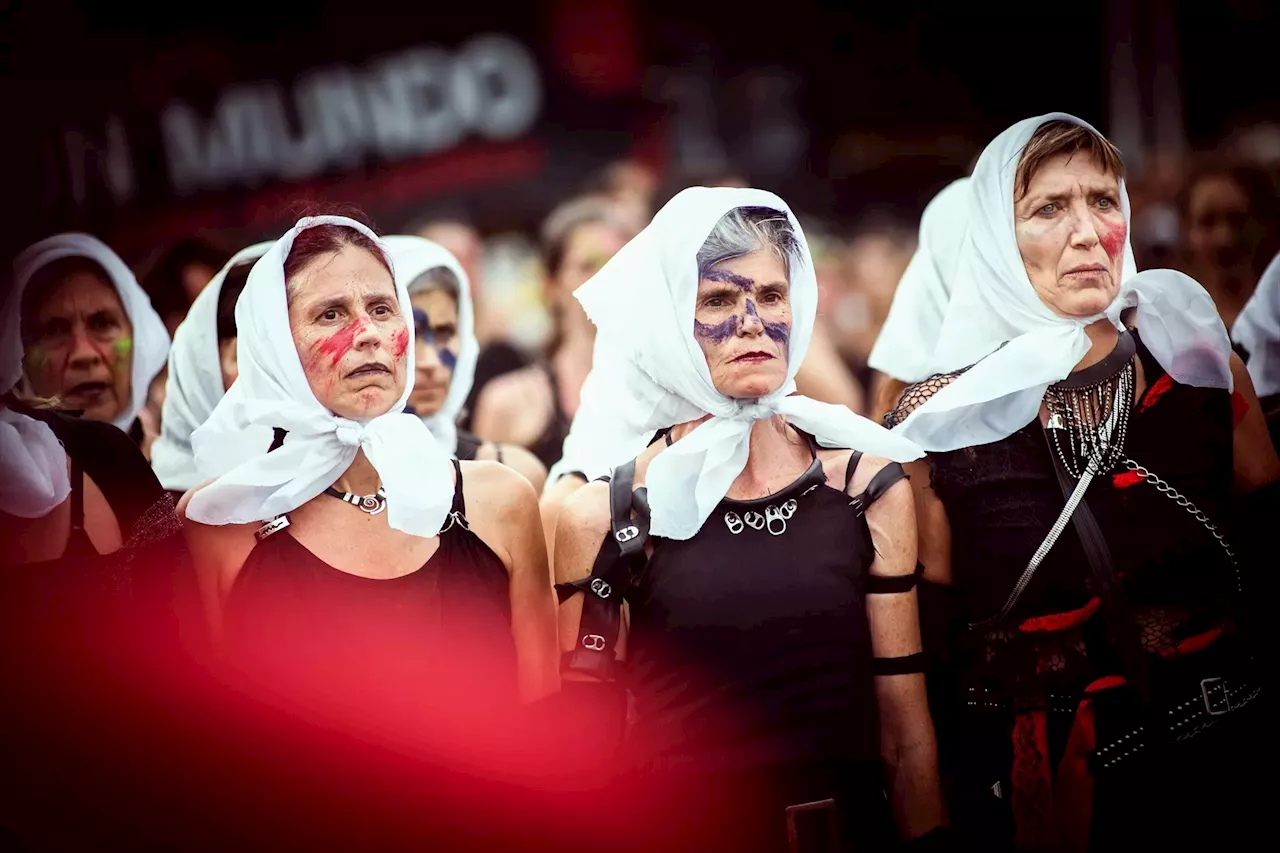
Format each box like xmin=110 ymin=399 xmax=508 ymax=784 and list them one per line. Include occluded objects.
xmin=287 ymin=244 xmax=409 ymax=421
xmin=1015 ymin=152 xmax=1127 ymax=318
xmin=693 ymin=248 xmax=792 ymax=399
xmin=418 ymin=222 xmax=483 ymax=293
xmin=547 ymin=220 xmax=630 ymax=312
xmin=218 ymin=337 xmax=238 ymax=391
xmin=1185 ymin=174 xmax=1253 ymax=274
xmin=406 ymin=288 xmax=461 ymax=417
xmin=24 ymin=267 xmax=134 ymax=422
xmin=182 ymin=262 xmax=219 ymax=304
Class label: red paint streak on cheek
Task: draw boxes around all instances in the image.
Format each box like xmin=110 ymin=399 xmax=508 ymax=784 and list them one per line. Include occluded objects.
xmin=314 ymin=321 xmax=361 ymax=366
xmin=391 ymin=328 xmax=410 ymax=359
xmin=1100 ymin=222 xmax=1127 ymax=260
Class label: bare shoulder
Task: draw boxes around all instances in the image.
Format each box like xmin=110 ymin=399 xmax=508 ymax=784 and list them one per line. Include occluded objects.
xmin=460 ymin=459 xmax=539 ymax=519
xmin=816 ymin=447 xmax=904 ymax=497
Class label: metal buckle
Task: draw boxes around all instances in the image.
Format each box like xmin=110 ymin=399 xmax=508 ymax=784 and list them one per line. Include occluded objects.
xmin=590 ymin=578 xmax=612 ymax=599
xmin=1201 ymin=677 xmax=1231 ymax=716
xmin=615 ymin=525 xmax=639 ymax=543
xmin=582 ymin=634 xmax=607 ymax=651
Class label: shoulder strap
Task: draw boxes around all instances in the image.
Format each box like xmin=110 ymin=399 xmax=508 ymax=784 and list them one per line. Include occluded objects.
xmin=450 ymin=457 xmax=466 ymax=516
xmin=554 ymin=459 xmax=649 ymax=681
xmin=69 ymin=451 xmax=85 ymax=533
xmin=843 ymin=450 xmax=864 ymax=494
xmin=849 ymin=461 xmax=908 ymax=516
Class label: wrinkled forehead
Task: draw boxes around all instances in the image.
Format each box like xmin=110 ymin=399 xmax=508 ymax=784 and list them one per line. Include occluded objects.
xmin=28 ymin=259 xmax=122 ymax=318
xmin=1019 ymin=152 xmax=1122 ymax=200
xmin=287 ymin=249 xmax=397 ymax=308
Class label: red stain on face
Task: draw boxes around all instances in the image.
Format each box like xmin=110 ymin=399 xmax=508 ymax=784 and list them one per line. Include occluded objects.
xmin=1100 ymin=221 xmax=1127 ymax=261
xmin=391 ymin=327 xmax=410 ymax=359
xmin=315 ymin=320 xmax=363 ymax=367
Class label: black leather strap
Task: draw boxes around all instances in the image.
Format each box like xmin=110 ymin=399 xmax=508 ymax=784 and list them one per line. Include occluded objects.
xmin=1041 ymin=427 xmax=1152 ymax=703
xmin=872 ymin=652 xmax=927 ymax=676
xmin=844 ymin=450 xmax=864 ymax=493
xmin=866 ymin=561 xmax=925 ymax=595
xmin=849 ymin=461 xmax=908 ymax=515
xmin=554 ymin=458 xmax=648 ymax=680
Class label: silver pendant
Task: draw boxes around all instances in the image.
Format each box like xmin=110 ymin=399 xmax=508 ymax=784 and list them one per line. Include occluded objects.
xmin=359 ymin=495 xmax=386 ymax=515
xmin=1046 ymin=412 xmax=1065 ymax=430
xmin=744 ymin=511 xmax=765 ymax=531
xmin=765 ymin=505 xmax=787 ymax=535
xmin=724 ymin=511 xmax=744 ymax=535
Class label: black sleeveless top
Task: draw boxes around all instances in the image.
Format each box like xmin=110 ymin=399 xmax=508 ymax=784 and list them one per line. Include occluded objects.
xmin=528 ymin=364 xmax=571 ymax=470
xmin=455 ymin=429 xmax=483 ymax=461
xmin=622 ymin=440 xmax=885 ymax=775
xmin=223 ymin=461 xmax=517 ymax=709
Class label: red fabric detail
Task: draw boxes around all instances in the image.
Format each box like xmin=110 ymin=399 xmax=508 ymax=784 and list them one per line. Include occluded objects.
xmin=1160 ymin=627 xmax=1223 ymax=659
xmin=1084 ymin=674 xmax=1127 ymax=694
xmin=1232 ymin=390 xmax=1249 ymax=427
xmin=1012 ymin=710 xmax=1055 ymax=851
xmin=1140 ymin=374 xmax=1176 ymax=411
xmin=1018 ymin=598 xmax=1101 ymax=633
xmin=1053 ymin=697 xmax=1099 ymax=852
xmin=1112 ymin=470 xmax=1144 ymax=489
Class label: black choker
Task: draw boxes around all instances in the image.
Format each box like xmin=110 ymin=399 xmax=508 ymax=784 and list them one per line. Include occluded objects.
xmin=324 ymin=485 xmax=387 ymax=515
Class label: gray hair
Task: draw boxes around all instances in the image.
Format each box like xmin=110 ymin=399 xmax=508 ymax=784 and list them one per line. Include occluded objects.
xmin=407 ymin=265 xmax=461 ymax=303
xmin=696 ymin=206 xmax=803 ymax=281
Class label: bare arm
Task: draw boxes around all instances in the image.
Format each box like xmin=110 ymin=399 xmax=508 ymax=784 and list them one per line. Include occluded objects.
xmin=463 ymin=461 xmax=560 ymax=703
xmin=870 ymin=372 xmax=910 ymax=424
xmin=851 ymin=455 xmax=946 ymax=840
xmin=176 ymin=484 xmax=258 ymax=650
xmin=539 ymin=473 xmax=588 ymax=564
xmin=552 ymin=481 xmax=627 ymax=678
xmin=1229 ymin=353 xmax=1280 ymax=492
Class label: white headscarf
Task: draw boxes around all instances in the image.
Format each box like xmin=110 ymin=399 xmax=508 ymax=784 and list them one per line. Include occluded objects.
xmin=0 ymin=288 xmax=71 ymax=519
xmin=382 ymin=235 xmax=478 ymax=454
xmin=13 ymin=233 xmax=171 ymax=431
xmin=185 ymin=217 xmax=455 ymax=538
xmin=868 ymin=177 xmax=971 ymax=383
xmin=1232 ymin=250 xmax=1280 ymax=398
xmin=893 ymin=113 xmax=1233 ymax=452
xmin=574 ymin=187 xmax=923 ymax=540
xmin=151 ymin=242 xmax=274 ymax=492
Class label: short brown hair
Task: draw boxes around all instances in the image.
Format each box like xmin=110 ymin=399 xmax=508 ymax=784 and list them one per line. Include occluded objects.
xmin=1015 ymin=120 xmax=1125 ymax=201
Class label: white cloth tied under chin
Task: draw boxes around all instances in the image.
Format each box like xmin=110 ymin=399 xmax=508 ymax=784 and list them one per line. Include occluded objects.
xmin=185 ymin=216 xmax=455 ymax=538
xmin=893 ymin=113 xmax=1232 ymax=453
xmin=574 ymin=186 xmax=923 ymax=541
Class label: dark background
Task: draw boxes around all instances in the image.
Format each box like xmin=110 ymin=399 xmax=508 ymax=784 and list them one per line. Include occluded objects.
xmin=2 ymin=0 xmax=1276 ymax=263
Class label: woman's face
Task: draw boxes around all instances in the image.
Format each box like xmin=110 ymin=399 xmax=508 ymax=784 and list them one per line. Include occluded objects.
xmin=406 ymin=288 xmax=461 ymax=417
xmin=287 ymin=244 xmax=409 ymax=421
xmin=693 ymin=248 xmax=792 ymax=399
xmin=24 ymin=267 xmax=134 ymax=422
xmin=548 ymin=221 xmax=629 ymax=312
xmin=1015 ymin=152 xmax=1127 ymax=318
xmin=1184 ymin=174 xmax=1254 ymax=274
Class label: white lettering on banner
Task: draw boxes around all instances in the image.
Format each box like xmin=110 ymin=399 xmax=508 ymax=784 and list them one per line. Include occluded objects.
xmin=160 ymin=33 xmax=542 ymax=196
xmin=63 ymin=114 xmax=136 ymax=206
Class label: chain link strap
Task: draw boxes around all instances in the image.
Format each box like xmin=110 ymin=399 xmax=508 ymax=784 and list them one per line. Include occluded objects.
xmin=1121 ymin=458 xmax=1240 ymax=591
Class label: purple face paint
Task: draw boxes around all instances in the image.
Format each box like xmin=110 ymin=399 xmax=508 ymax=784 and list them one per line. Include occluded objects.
xmin=438 ymin=347 xmax=458 ymax=371
xmin=413 ymin=308 xmax=434 ymax=343
xmin=704 ymin=268 xmax=755 ymax=292
xmin=694 ymin=315 xmax=740 ymax=343
xmin=744 ymin=299 xmax=760 ymax=320
xmin=763 ymin=319 xmax=790 ymax=349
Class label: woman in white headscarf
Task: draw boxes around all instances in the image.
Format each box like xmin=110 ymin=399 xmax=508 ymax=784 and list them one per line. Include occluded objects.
xmin=152 ymin=242 xmax=273 ymax=498
xmin=177 ymin=214 xmax=558 ymax=718
xmin=1232 ymin=249 xmax=1280 ymax=448
xmin=884 ymin=114 xmax=1279 ymax=852
xmin=867 ymin=178 xmax=971 ymax=419
xmin=553 ymin=188 xmax=945 ymax=852
xmin=383 ymin=235 xmax=547 ymax=491
xmin=13 ymin=233 xmax=170 ymax=444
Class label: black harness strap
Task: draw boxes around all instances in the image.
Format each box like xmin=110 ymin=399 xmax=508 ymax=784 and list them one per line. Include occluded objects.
xmin=849 ymin=461 xmax=908 ymax=516
xmin=554 ymin=459 xmax=648 ymax=681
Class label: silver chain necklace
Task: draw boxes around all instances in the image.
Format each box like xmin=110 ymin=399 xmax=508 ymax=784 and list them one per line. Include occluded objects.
xmin=1044 ymin=356 xmax=1136 ymax=479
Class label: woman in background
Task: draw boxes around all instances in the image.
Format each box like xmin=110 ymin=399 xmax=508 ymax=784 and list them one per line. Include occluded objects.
xmin=14 ymin=233 xmax=170 ymax=445
xmin=383 ymin=235 xmax=546 ymax=491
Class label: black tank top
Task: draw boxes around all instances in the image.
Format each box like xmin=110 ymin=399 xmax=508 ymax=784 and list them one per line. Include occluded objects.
xmin=624 ymin=439 xmax=881 ymax=775
xmin=223 ymin=460 xmax=517 ymax=709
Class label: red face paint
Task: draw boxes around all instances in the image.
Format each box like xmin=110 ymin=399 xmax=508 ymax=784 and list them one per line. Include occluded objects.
xmin=1100 ymin=222 xmax=1127 ymax=261
xmin=314 ymin=320 xmax=362 ymax=367
xmin=391 ymin=327 xmax=410 ymax=359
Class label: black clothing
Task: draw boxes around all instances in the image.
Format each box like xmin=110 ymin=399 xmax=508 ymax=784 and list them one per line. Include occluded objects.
xmin=893 ymin=332 xmax=1264 ymax=851
xmin=586 ymin=436 xmax=909 ymax=852
xmin=527 ymin=364 xmax=571 ymax=470
xmin=456 ymin=429 xmax=483 ymax=461
xmin=223 ymin=459 xmax=517 ymax=714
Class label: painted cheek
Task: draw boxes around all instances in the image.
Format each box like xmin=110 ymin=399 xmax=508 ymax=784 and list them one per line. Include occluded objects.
xmin=391 ymin=328 xmax=410 ymax=359
xmin=1100 ymin=222 xmax=1127 ymax=260
xmin=438 ymin=347 xmax=458 ymax=371
xmin=762 ymin=320 xmax=790 ymax=349
xmin=314 ymin=321 xmax=361 ymax=366
xmin=693 ymin=316 xmax=739 ymax=344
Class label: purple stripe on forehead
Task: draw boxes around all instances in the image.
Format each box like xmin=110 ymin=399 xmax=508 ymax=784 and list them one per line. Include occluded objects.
xmin=703 ymin=267 xmax=755 ymax=291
